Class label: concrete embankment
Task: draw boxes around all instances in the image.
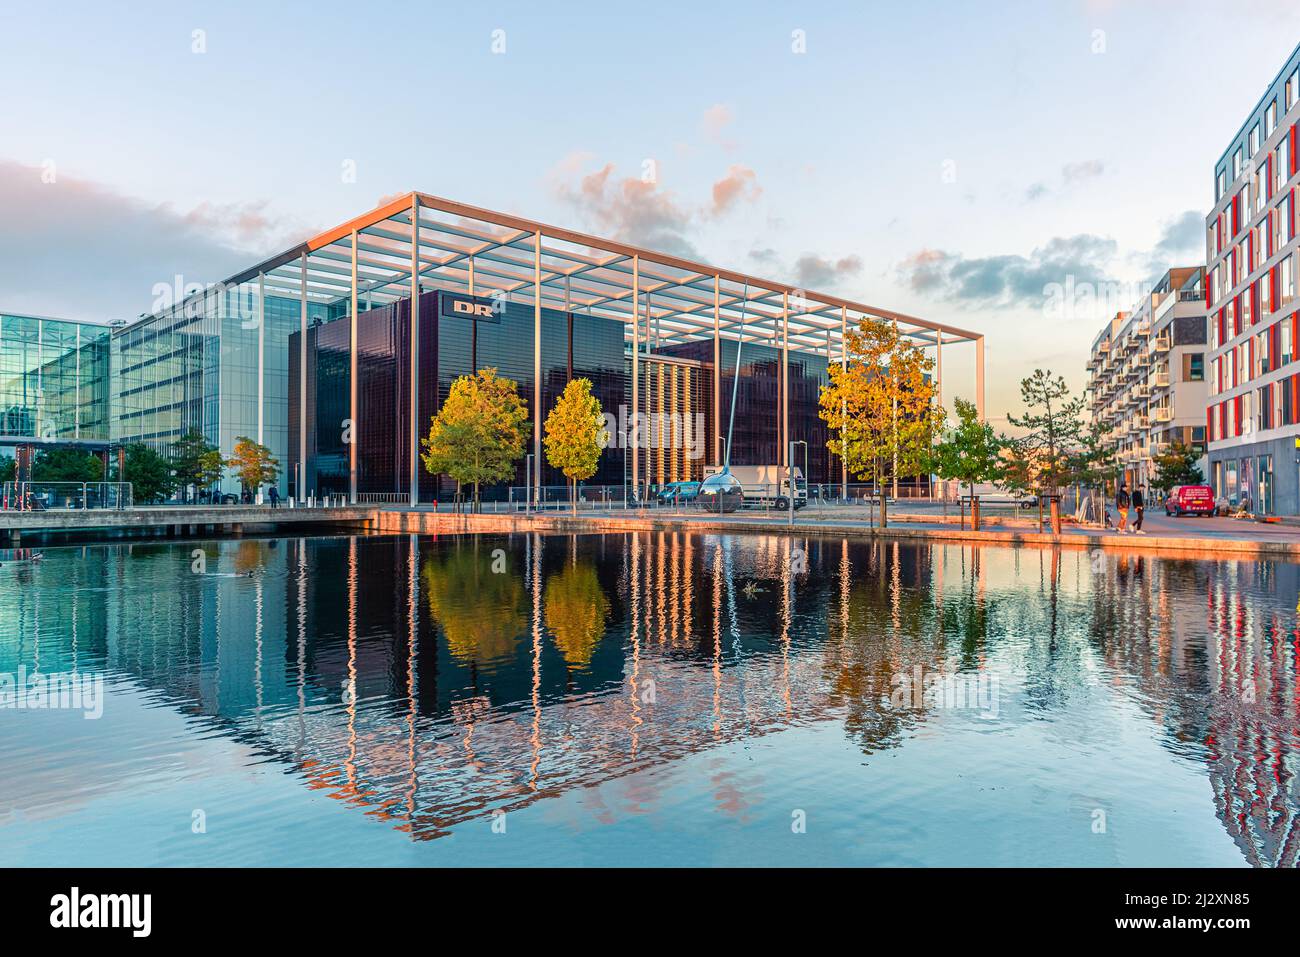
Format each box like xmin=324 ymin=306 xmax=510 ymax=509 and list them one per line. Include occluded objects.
xmin=371 ymin=508 xmax=1300 ymax=561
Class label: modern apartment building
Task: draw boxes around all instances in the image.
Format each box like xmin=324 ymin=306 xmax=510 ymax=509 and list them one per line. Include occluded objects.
xmin=1205 ymin=44 xmax=1300 ymax=514
xmin=1086 ymin=268 xmax=1207 ymax=487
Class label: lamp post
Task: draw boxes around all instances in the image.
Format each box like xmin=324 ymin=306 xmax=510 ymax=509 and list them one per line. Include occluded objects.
xmin=789 ymin=440 xmax=807 ymax=527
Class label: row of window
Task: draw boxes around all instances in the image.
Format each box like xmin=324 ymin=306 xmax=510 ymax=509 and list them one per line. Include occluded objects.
xmin=1215 ymin=63 xmax=1300 ymax=201
xmin=1207 ymin=373 xmax=1300 ymax=441
xmin=1208 ymin=138 xmax=1297 ymax=274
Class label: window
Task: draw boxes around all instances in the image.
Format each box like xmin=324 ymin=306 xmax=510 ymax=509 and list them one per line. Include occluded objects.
xmin=1217 ymin=168 xmax=1228 ymax=200
xmin=1284 ymin=320 xmax=1295 ymax=365
xmin=1284 ymin=253 xmax=1297 ymax=303
xmin=1266 ymin=99 xmax=1277 ymax=137
xmin=1233 ymin=148 xmax=1243 ymax=180
xmin=1289 ymin=68 xmax=1300 ymax=110
xmin=1250 ymin=123 xmax=1261 ymax=156
xmin=1278 ymin=137 xmax=1291 ymax=193
xmin=1189 ymin=353 xmax=1204 ymax=381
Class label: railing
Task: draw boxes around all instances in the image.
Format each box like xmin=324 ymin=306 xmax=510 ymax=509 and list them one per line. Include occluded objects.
xmin=1153 ymin=371 xmax=1170 ymax=387
xmin=2 ymin=481 xmax=133 ymax=511
xmin=1153 ymin=335 xmax=1171 ymax=352
xmin=1153 ymin=407 xmax=1173 ymax=422
xmin=356 ymin=492 xmax=409 ymax=504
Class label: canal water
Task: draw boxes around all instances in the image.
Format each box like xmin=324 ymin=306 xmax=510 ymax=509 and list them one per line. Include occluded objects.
xmin=1 ymin=532 xmax=1296 ymax=867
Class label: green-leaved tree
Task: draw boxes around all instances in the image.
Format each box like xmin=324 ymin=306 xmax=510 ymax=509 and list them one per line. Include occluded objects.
xmin=421 ymin=367 xmax=529 ymax=511
xmin=927 ymin=397 xmax=1002 ymax=529
xmin=122 ymin=443 xmax=176 ymax=504
xmin=544 ymin=378 xmax=606 ymax=513
xmin=1150 ymin=441 xmax=1204 ymax=493
xmin=172 ymin=430 xmax=223 ymax=502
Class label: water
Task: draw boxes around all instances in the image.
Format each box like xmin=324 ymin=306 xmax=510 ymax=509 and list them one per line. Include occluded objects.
xmin=1 ymin=532 xmax=1296 ymax=867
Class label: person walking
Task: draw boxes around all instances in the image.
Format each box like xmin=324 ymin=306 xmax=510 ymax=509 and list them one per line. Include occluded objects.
xmin=1132 ymin=485 xmax=1145 ymax=533
xmin=1115 ymin=483 xmax=1130 ymax=533
xmin=268 ymin=485 xmax=280 ymax=509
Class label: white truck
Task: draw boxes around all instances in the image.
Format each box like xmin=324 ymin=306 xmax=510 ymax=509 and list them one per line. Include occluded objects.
xmin=703 ymin=464 xmax=807 ymax=510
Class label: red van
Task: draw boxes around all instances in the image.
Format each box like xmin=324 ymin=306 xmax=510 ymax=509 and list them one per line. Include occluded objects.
xmin=1165 ymin=484 xmax=1215 ymax=516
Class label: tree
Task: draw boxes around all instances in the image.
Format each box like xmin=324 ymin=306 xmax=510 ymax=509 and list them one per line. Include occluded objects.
xmin=422 ymin=368 xmax=529 ymax=511
xmin=819 ymin=317 xmax=942 ymax=527
xmin=122 ymin=443 xmax=176 ymax=504
xmin=1006 ymin=370 xmax=1085 ymax=496
xmin=1068 ymin=418 xmax=1118 ymax=493
xmin=172 ymin=430 xmax=223 ymax=502
xmin=544 ymin=560 xmax=610 ymax=669
xmin=32 ymin=447 xmax=104 ymax=483
xmin=1150 ymin=441 xmax=1204 ymax=493
xmin=0 ymin=455 xmax=14 ymax=484
xmin=927 ymin=397 xmax=1002 ymax=529
xmin=543 ymin=378 xmax=607 ymax=513
xmin=227 ymin=436 xmax=280 ymax=499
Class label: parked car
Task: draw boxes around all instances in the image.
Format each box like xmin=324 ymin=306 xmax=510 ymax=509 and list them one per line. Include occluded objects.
xmin=1165 ymin=484 xmax=1216 ymax=516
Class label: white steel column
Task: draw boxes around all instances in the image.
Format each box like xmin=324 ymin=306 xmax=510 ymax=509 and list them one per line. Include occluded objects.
xmin=257 ymin=272 xmax=265 ymax=504
xmin=713 ymin=275 xmax=721 ymax=465
xmin=409 ymin=196 xmax=420 ymax=507
xmin=533 ymin=230 xmax=542 ymax=498
xmin=631 ymin=255 xmax=640 ymax=501
xmin=781 ymin=291 xmax=789 ymax=467
xmin=299 ymin=252 xmax=308 ymax=502
xmin=975 ymin=335 xmax=985 ymax=422
xmin=841 ymin=305 xmax=848 ymax=500
xmin=349 ymin=229 xmax=359 ymax=503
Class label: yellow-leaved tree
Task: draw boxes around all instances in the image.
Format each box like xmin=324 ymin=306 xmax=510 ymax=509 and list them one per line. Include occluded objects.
xmin=818 ymin=317 xmax=943 ymax=527
xmin=421 ymin=367 xmax=529 ymax=511
xmin=543 ymin=377 xmax=607 ymax=512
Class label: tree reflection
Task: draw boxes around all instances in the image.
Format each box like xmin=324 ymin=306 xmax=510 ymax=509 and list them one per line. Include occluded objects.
xmin=422 ymin=542 xmax=526 ymax=666
xmin=544 ymin=560 xmax=610 ymax=669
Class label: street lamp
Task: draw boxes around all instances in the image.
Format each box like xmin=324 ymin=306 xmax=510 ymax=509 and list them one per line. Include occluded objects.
xmin=788 ymin=440 xmax=807 ymax=526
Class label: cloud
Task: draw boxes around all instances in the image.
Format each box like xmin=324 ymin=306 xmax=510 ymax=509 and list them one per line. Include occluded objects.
xmin=702 ymin=104 xmax=735 ymax=148
xmin=551 ymin=156 xmax=764 ymax=258
xmin=711 ymin=165 xmax=761 ymax=215
xmin=1150 ymin=209 xmax=1204 ymax=260
xmin=553 ymin=161 xmax=700 ymax=257
xmin=1024 ymin=182 xmax=1049 ymax=202
xmin=1061 ymin=159 xmax=1105 ymax=184
xmin=897 ymin=234 xmax=1120 ymax=307
xmin=0 ymin=159 xmax=309 ymax=322
xmin=792 ymin=253 xmax=864 ymax=290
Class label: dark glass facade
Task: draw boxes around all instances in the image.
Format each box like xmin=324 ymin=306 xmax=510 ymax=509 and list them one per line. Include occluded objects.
xmin=290 ymin=291 xmax=850 ymax=499
xmin=291 ymin=292 xmax=629 ymax=499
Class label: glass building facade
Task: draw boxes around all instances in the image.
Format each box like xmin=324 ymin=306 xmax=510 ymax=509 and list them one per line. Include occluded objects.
xmin=1 ymin=312 xmax=111 ymax=446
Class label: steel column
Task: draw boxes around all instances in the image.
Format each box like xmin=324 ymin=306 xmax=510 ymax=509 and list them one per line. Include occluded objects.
xmin=409 ymin=196 xmax=420 ymax=507
xmin=631 ymin=255 xmax=640 ymax=502
xmin=533 ymin=230 xmax=543 ymax=499
xmin=299 ymin=252 xmax=308 ymax=502
xmin=350 ymin=229 xmax=359 ymax=503
xmin=976 ymin=335 xmax=985 ymax=422
xmin=713 ymin=275 xmax=721 ymax=465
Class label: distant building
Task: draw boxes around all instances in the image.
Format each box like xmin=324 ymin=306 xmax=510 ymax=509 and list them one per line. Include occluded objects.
xmin=1086 ymin=268 xmax=1207 ymax=488
xmin=1205 ymin=43 xmax=1300 ymax=514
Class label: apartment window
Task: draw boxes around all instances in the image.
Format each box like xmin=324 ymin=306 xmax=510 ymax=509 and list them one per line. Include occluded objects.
xmin=1284 ymin=254 xmax=1297 ymax=303
xmin=1189 ymin=353 xmax=1205 ymax=381
xmin=1266 ymin=99 xmax=1277 ymax=137
xmin=1278 ymin=138 xmax=1291 ymax=193
xmin=1209 ymin=359 xmax=1219 ymax=394
xmin=1255 ymin=165 xmax=1267 ymax=213
xmin=1284 ymin=321 xmax=1295 ymax=365
xmin=1250 ymin=123 xmax=1261 ymax=156
xmin=1257 ymin=330 xmax=1269 ymax=376
xmin=1263 ymin=270 xmax=1274 ymax=313
xmin=1233 ymin=148 xmax=1243 ymax=180
xmin=1217 ymin=168 xmax=1227 ymax=200
xmin=1289 ymin=68 xmax=1300 ymax=110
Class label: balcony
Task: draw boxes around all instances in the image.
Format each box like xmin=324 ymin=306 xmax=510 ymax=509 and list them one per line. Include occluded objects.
xmin=1152 ymin=370 xmax=1170 ymax=388
xmin=1153 ymin=406 xmax=1172 ymax=423
xmin=1153 ymin=335 xmax=1171 ymax=352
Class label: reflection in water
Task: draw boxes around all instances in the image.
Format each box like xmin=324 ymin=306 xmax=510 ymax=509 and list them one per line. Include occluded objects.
xmin=1 ymin=532 xmax=1298 ymax=866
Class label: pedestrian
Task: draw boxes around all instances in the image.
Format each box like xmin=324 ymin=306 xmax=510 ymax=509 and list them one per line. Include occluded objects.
xmin=1115 ymin=483 xmax=1130 ymax=533
xmin=268 ymin=485 xmax=280 ymax=509
xmin=1132 ymin=485 xmax=1145 ymax=533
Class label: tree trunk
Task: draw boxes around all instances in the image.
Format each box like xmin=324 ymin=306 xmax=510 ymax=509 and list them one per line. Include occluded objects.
xmin=571 ymin=477 xmax=577 ymax=514
xmin=879 ymin=489 xmax=888 ymax=528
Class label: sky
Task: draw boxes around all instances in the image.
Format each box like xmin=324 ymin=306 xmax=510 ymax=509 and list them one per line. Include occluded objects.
xmin=2 ymin=0 xmax=1299 ymax=422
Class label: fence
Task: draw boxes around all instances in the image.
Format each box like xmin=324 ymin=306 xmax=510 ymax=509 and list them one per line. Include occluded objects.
xmin=2 ymin=482 xmax=133 ymax=511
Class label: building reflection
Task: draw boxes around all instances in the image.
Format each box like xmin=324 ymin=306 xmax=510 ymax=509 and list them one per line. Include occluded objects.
xmin=1 ymin=533 xmax=1295 ymax=862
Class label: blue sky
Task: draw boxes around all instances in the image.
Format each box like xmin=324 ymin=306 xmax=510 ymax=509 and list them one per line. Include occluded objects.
xmin=2 ymin=0 xmax=1298 ymax=419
